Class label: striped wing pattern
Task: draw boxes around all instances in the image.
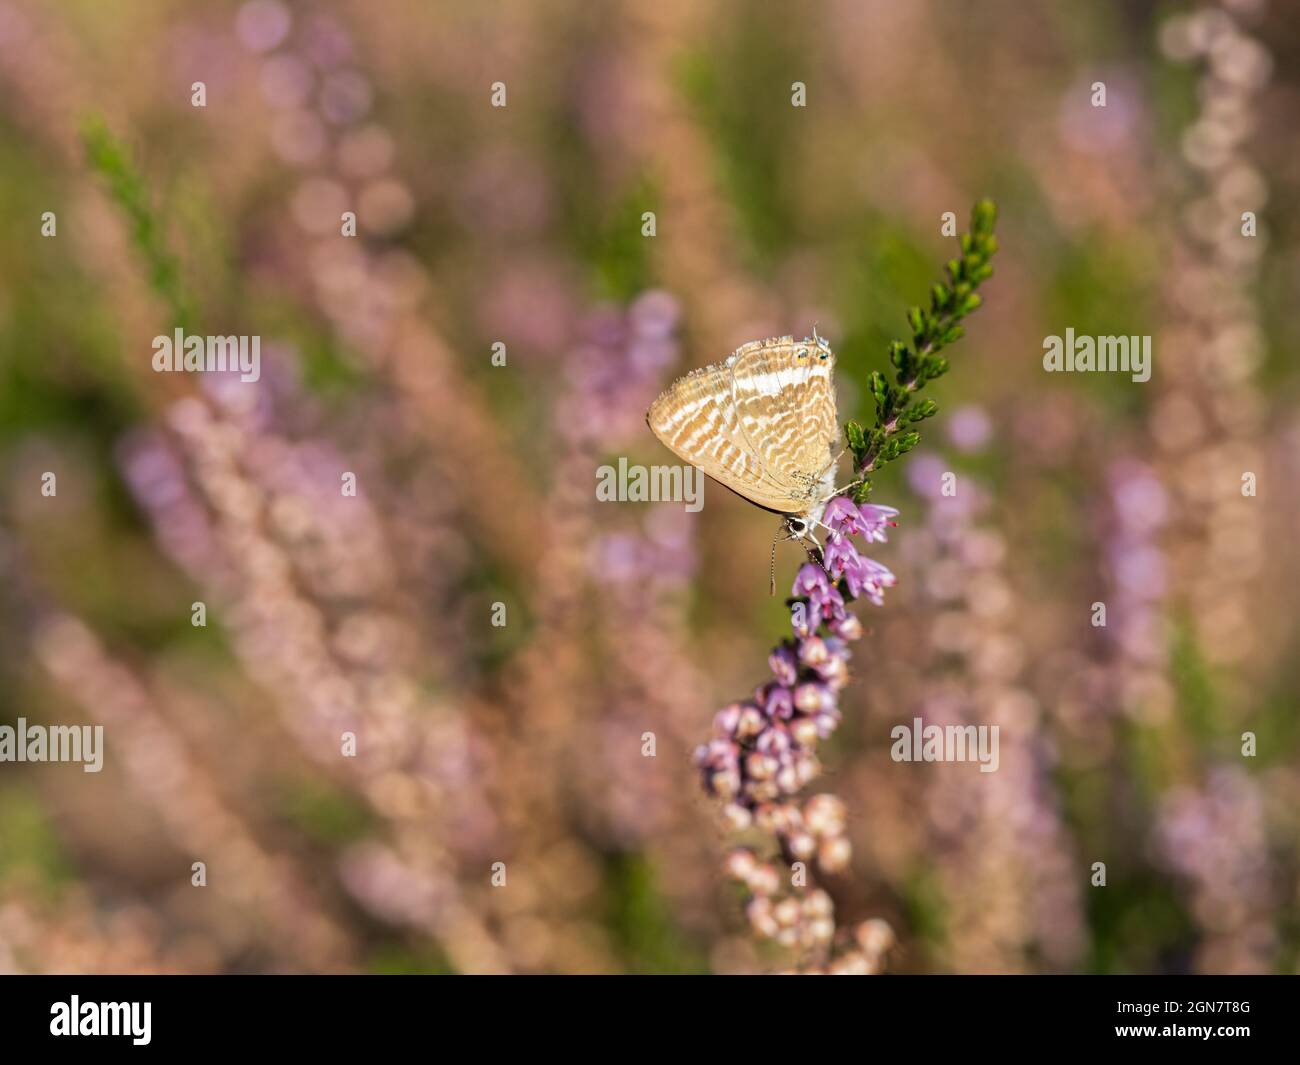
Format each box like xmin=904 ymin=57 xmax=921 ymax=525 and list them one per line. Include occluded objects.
xmin=646 ymin=335 xmax=839 ymax=515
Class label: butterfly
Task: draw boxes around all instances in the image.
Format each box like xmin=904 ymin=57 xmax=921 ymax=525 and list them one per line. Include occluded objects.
xmin=647 ymin=330 xmax=855 ymax=555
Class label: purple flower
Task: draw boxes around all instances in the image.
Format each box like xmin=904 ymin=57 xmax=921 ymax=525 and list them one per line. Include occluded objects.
xmin=813 ymin=709 xmax=841 ymax=739
xmin=768 ymin=644 xmax=799 ymax=687
xmin=828 ymin=613 xmax=863 ymax=640
xmin=757 ymin=682 xmax=795 ymax=721
xmin=843 ymin=555 xmax=895 ymax=604
xmin=703 ymin=496 xmax=899 ymax=819
xmin=696 ymin=739 xmax=737 ymax=771
xmin=736 ymin=703 xmax=766 ymax=740
xmin=713 ymin=704 xmax=743 ymax=738
xmin=823 ymin=496 xmax=869 ymax=537
xmin=823 ymin=532 xmax=861 ymax=581
xmin=793 ymin=681 xmax=833 ymax=714
xmin=797 ymin=635 xmax=829 ymax=669
xmin=814 ymin=655 xmax=849 ymax=687
xmin=809 ymin=582 xmax=847 ymax=623
xmin=858 ymin=504 xmax=899 ymax=543
xmin=824 ymin=496 xmax=900 ymax=543
xmin=792 ymin=563 xmax=830 ymax=599
xmin=755 ymin=723 xmax=792 ymax=756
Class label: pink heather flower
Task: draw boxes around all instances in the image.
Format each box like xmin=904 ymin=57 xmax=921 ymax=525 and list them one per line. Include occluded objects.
xmin=703 ymin=498 xmax=899 ymax=816
xmin=809 ymin=583 xmax=846 ymax=623
xmin=813 ymin=709 xmax=841 ymax=738
xmin=755 ymin=723 xmax=792 ymax=756
xmin=713 ymin=704 xmax=743 ymax=737
xmin=824 ymin=496 xmax=900 ymax=543
xmin=699 ymin=739 xmax=736 ymax=769
xmin=839 ymin=555 xmax=874 ymax=599
xmin=843 ymin=555 xmax=896 ymax=604
xmin=768 ymin=644 xmax=799 ymax=687
xmin=858 ymin=504 xmax=899 ymax=543
xmin=792 ymin=562 xmax=830 ymax=599
xmin=794 ymin=681 xmax=833 ymax=714
xmin=797 ymin=635 xmax=829 ymax=669
xmin=823 ymin=532 xmax=861 ymax=581
xmin=823 ymin=636 xmax=851 ymax=660
xmin=823 ymin=495 xmax=869 ymax=537
xmin=736 ymin=704 xmax=766 ymax=740
xmin=758 ymin=682 xmax=795 ymax=721
xmin=814 ymin=655 xmax=849 ymax=687
xmin=828 ymin=614 xmax=863 ymax=640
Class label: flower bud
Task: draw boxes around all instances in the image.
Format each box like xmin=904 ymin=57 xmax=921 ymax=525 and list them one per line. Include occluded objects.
xmin=723 ymin=848 xmax=757 ymax=881
xmin=768 ymin=644 xmax=799 ymax=687
xmin=747 ymin=898 xmax=779 ymax=939
xmin=798 ymin=635 xmax=829 ymax=668
xmin=818 ymin=835 xmax=852 ymax=872
xmin=775 ymin=763 xmax=801 ymax=794
xmin=750 ymin=863 xmax=781 ymax=897
xmin=855 ymin=918 xmax=895 ymax=956
xmin=793 ymin=681 xmax=830 ymax=714
xmin=808 ymin=917 xmax=836 ymax=945
xmin=830 ymin=613 xmax=864 ymax=640
xmin=802 ymin=889 xmax=834 ymax=919
xmin=791 ymin=717 xmax=820 ymax=748
xmin=745 ymin=751 xmax=774 ymax=780
xmin=710 ymin=766 xmax=741 ymax=801
xmin=786 ymin=830 xmax=817 ymax=860
xmin=755 ymin=723 xmax=792 ymax=756
xmin=713 ymin=704 xmax=742 ymax=737
xmin=736 ymin=704 xmax=766 ymax=740
xmin=804 ymin=794 xmax=847 ymax=836
xmin=773 ymin=897 xmax=801 ymax=927
xmin=721 ymin=802 xmax=752 ymax=831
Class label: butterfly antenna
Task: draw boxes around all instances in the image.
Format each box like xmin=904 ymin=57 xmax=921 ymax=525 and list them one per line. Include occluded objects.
xmin=769 ymin=529 xmax=781 ymax=597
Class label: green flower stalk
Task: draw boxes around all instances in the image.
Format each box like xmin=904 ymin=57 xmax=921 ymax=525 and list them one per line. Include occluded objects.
xmin=845 ymin=199 xmax=998 ymax=501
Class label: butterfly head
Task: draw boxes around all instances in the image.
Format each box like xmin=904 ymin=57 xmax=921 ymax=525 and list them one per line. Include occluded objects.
xmin=784 ymin=511 xmax=823 ymax=544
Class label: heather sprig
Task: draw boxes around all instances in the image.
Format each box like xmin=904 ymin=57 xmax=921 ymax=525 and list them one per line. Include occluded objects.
xmin=844 ymin=199 xmax=998 ymax=502
xmin=698 ymin=200 xmax=998 ymax=973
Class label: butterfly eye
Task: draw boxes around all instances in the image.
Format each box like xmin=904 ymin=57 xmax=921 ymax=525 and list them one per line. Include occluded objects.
xmin=797 ymin=348 xmax=808 ymax=358
xmin=818 ymin=352 xmax=828 ymax=360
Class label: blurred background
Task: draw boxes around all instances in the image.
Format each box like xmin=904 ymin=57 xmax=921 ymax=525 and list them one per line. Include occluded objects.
xmin=1 ymin=0 xmax=1298 ymax=974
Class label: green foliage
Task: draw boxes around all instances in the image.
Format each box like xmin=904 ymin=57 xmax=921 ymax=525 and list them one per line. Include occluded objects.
xmin=845 ymin=200 xmax=998 ymax=501
xmin=279 ymin=779 xmax=375 ymax=846
xmin=0 ymin=786 xmax=75 ymax=889
xmin=583 ymin=176 xmax=658 ymax=301
xmin=81 ymin=116 xmax=193 ymax=330
xmin=604 ymin=853 xmax=709 ymax=973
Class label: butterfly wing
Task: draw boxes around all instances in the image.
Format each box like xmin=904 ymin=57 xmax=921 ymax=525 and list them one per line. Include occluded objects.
xmin=730 ymin=336 xmax=840 ymax=500
xmin=647 ymin=356 xmax=803 ymax=512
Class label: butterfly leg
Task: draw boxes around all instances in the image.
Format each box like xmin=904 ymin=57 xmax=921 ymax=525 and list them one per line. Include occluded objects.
xmin=809 ymin=515 xmax=838 ymax=539
xmin=814 ymin=448 xmax=869 ymax=502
